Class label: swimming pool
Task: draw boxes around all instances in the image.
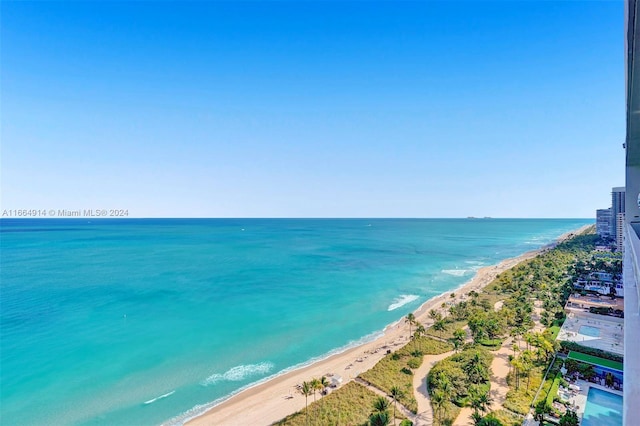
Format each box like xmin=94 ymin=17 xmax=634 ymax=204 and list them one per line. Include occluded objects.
xmin=579 ymin=325 xmax=601 ymax=337
xmin=582 ymin=387 xmax=623 ymax=426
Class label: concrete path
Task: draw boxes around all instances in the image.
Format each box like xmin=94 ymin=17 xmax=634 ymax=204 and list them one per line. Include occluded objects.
xmin=412 ymin=351 xmax=454 ymax=425
xmin=488 ymin=337 xmax=514 ymax=410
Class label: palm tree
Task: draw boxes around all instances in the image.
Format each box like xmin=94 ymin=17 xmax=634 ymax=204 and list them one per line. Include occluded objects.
xmin=414 ymin=324 xmax=426 ymax=351
xmin=469 ymin=388 xmax=484 ymax=416
xmin=539 ymin=338 xmax=554 ymax=362
xmin=512 ymin=342 xmax=519 ymax=357
xmin=465 ymin=353 xmax=487 ymax=384
xmin=389 ymin=385 xmax=403 ymax=423
xmin=479 ymin=413 xmax=504 ymax=426
xmin=318 ymin=376 xmax=330 ymax=420
xmin=372 ymin=396 xmax=390 ymax=413
xmin=368 ymin=411 xmax=390 ymax=426
xmin=320 ymin=376 xmax=330 ymax=395
xmin=310 ymin=377 xmax=321 ymax=405
xmin=436 ymin=375 xmax=454 ymax=408
xmin=415 ymin=323 xmax=426 ymax=339
xmin=431 ymin=388 xmax=446 ymax=423
xmin=511 ymin=358 xmax=523 ymax=390
xmin=300 ymin=381 xmax=313 ymax=426
xmin=522 ymin=358 xmax=534 ymax=391
xmin=524 ymin=332 xmax=535 ymax=352
xmin=470 ymin=412 xmax=483 ymax=426
xmin=405 ymin=313 xmax=416 ymax=339
xmin=453 ymin=328 xmax=466 ymax=352
xmin=429 ymin=309 xmax=441 ymax=322
xmin=476 ymin=392 xmax=493 ymax=413
xmin=433 ymin=319 xmax=446 ymax=339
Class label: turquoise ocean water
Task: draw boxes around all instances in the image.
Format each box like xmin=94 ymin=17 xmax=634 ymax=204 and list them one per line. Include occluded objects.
xmin=0 ymin=218 xmax=592 ymax=425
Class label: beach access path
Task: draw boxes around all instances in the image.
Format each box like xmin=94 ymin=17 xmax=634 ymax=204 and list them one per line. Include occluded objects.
xmin=413 ymin=351 xmax=455 ymax=425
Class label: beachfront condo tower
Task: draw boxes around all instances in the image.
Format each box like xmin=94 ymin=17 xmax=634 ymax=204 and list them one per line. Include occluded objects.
xmin=612 ymin=187 xmax=625 ymax=246
xmin=597 ymin=208 xmax=612 ymax=239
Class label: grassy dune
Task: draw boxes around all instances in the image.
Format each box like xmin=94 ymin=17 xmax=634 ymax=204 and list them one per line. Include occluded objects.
xmin=273 ymin=381 xmax=393 ymax=426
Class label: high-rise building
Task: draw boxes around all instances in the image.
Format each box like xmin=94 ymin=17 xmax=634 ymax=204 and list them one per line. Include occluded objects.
xmin=596 ymin=208 xmax=612 ymax=239
xmin=612 ymin=187 xmax=625 ymax=244
xmin=617 ymin=213 xmax=625 ymax=252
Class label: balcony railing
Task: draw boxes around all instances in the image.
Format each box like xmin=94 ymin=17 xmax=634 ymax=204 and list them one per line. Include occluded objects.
xmin=624 ymin=222 xmax=640 ymax=425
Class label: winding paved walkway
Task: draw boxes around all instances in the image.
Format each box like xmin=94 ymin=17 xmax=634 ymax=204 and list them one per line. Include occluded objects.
xmin=355 ymin=350 xmax=455 ymax=426
xmin=412 ymin=351 xmax=454 ymax=426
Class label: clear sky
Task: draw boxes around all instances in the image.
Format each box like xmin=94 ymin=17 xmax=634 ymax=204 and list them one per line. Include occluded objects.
xmin=1 ymin=1 xmax=625 ymax=218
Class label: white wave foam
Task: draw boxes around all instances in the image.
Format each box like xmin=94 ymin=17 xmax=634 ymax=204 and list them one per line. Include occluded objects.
xmin=202 ymin=362 xmax=274 ymax=386
xmin=144 ymin=390 xmax=175 ymax=405
xmin=387 ymin=294 xmax=419 ymax=311
xmin=441 ymin=269 xmax=468 ymax=277
xmin=165 ymin=330 xmax=386 ymax=425
xmin=464 ymin=260 xmax=484 ymax=265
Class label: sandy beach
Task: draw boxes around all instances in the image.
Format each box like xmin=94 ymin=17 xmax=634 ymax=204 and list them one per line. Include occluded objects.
xmin=187 ymin=225 xmax=591 ymax=426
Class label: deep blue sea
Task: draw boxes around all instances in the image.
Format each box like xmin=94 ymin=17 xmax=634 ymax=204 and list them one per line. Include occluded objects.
xmin=0 ymin=218 xmax=591 ymax=425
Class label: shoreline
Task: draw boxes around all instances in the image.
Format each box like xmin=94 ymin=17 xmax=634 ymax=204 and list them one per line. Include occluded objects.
xmin=186 ymin=225 xmax=591 ymax=426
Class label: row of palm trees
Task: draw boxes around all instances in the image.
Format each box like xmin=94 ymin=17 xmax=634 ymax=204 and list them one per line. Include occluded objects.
xmin=299 ymin=376 xmax=330 ymax=425
xmin=427 ymin=309 xmax=447 ymax=339
xmin=507 ymin=330 xmax=557 ymax=391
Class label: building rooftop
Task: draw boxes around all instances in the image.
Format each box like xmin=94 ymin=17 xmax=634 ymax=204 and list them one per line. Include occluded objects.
xmin=557 ymin=312 xmax=624 ymax=356
xmin=567 ymin=294 xmax=624 ymax=311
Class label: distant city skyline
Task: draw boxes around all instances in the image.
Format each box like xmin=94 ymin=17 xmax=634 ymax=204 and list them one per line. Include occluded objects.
xmin=1 ymin=1 xmax=625 ymax=218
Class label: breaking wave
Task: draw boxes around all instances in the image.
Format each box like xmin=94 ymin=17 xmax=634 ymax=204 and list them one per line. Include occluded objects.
xmin=144 ymin=390 xmax=175 ymax=405
xmin=441 ymin=269 xmax=468 ymax=277
xmin=387 ymin=294 xmax=419 ymax=311
xmin=202 ymin=362 xmax=274 ymax=386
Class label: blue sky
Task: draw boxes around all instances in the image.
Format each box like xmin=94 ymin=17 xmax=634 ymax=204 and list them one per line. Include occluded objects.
xmin=1 ymin=1 xmax=625 ymax=218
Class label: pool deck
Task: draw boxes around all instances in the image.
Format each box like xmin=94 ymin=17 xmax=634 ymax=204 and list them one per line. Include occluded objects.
xmin=522 ymin=380 xmax=622 ymax=426
xmin=556 ymin=312 xmax=624 ymax=356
